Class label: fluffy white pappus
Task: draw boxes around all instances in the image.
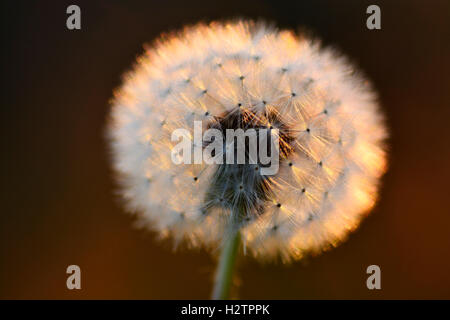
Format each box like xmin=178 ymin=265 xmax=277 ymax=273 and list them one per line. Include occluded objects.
xmin=107 ymin=20 xmax=388 ymax=262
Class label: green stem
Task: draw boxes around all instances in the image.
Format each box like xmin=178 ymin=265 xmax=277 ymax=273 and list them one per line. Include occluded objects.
xmin=211 ymin=229 xmax=241 ymax=300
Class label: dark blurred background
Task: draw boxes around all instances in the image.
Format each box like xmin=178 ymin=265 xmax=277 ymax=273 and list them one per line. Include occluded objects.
xmin=1 ymin=0 xmax=449 ymax=299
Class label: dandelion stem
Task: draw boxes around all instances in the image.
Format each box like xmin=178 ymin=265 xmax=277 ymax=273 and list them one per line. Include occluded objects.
xmin=211 ymin=228 xmax=241 ymax=300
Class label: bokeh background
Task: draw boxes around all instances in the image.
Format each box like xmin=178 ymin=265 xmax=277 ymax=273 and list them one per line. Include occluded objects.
xmin=1 ymin=0 xmax=450 ymax=299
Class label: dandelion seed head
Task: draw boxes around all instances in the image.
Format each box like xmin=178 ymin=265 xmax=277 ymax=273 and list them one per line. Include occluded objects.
xmin=108 ymin=20 xmax=388 ymax=262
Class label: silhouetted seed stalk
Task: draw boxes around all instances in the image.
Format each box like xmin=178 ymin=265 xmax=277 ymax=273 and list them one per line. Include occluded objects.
xmin=212 ymin=225 xmax=241 ymax=299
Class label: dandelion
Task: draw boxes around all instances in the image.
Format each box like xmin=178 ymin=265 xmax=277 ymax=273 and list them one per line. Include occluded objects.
xmin=107 ymin=20 xmax=388 ymax=299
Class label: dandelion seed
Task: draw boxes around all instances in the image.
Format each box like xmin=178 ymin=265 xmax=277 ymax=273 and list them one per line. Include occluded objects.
xmin=107 ymin=20 xmax=388 ymax=267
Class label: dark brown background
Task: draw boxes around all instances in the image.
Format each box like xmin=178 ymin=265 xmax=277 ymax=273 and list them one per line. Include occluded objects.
xmin=1 ymin=0 xmax=449 ymax=299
